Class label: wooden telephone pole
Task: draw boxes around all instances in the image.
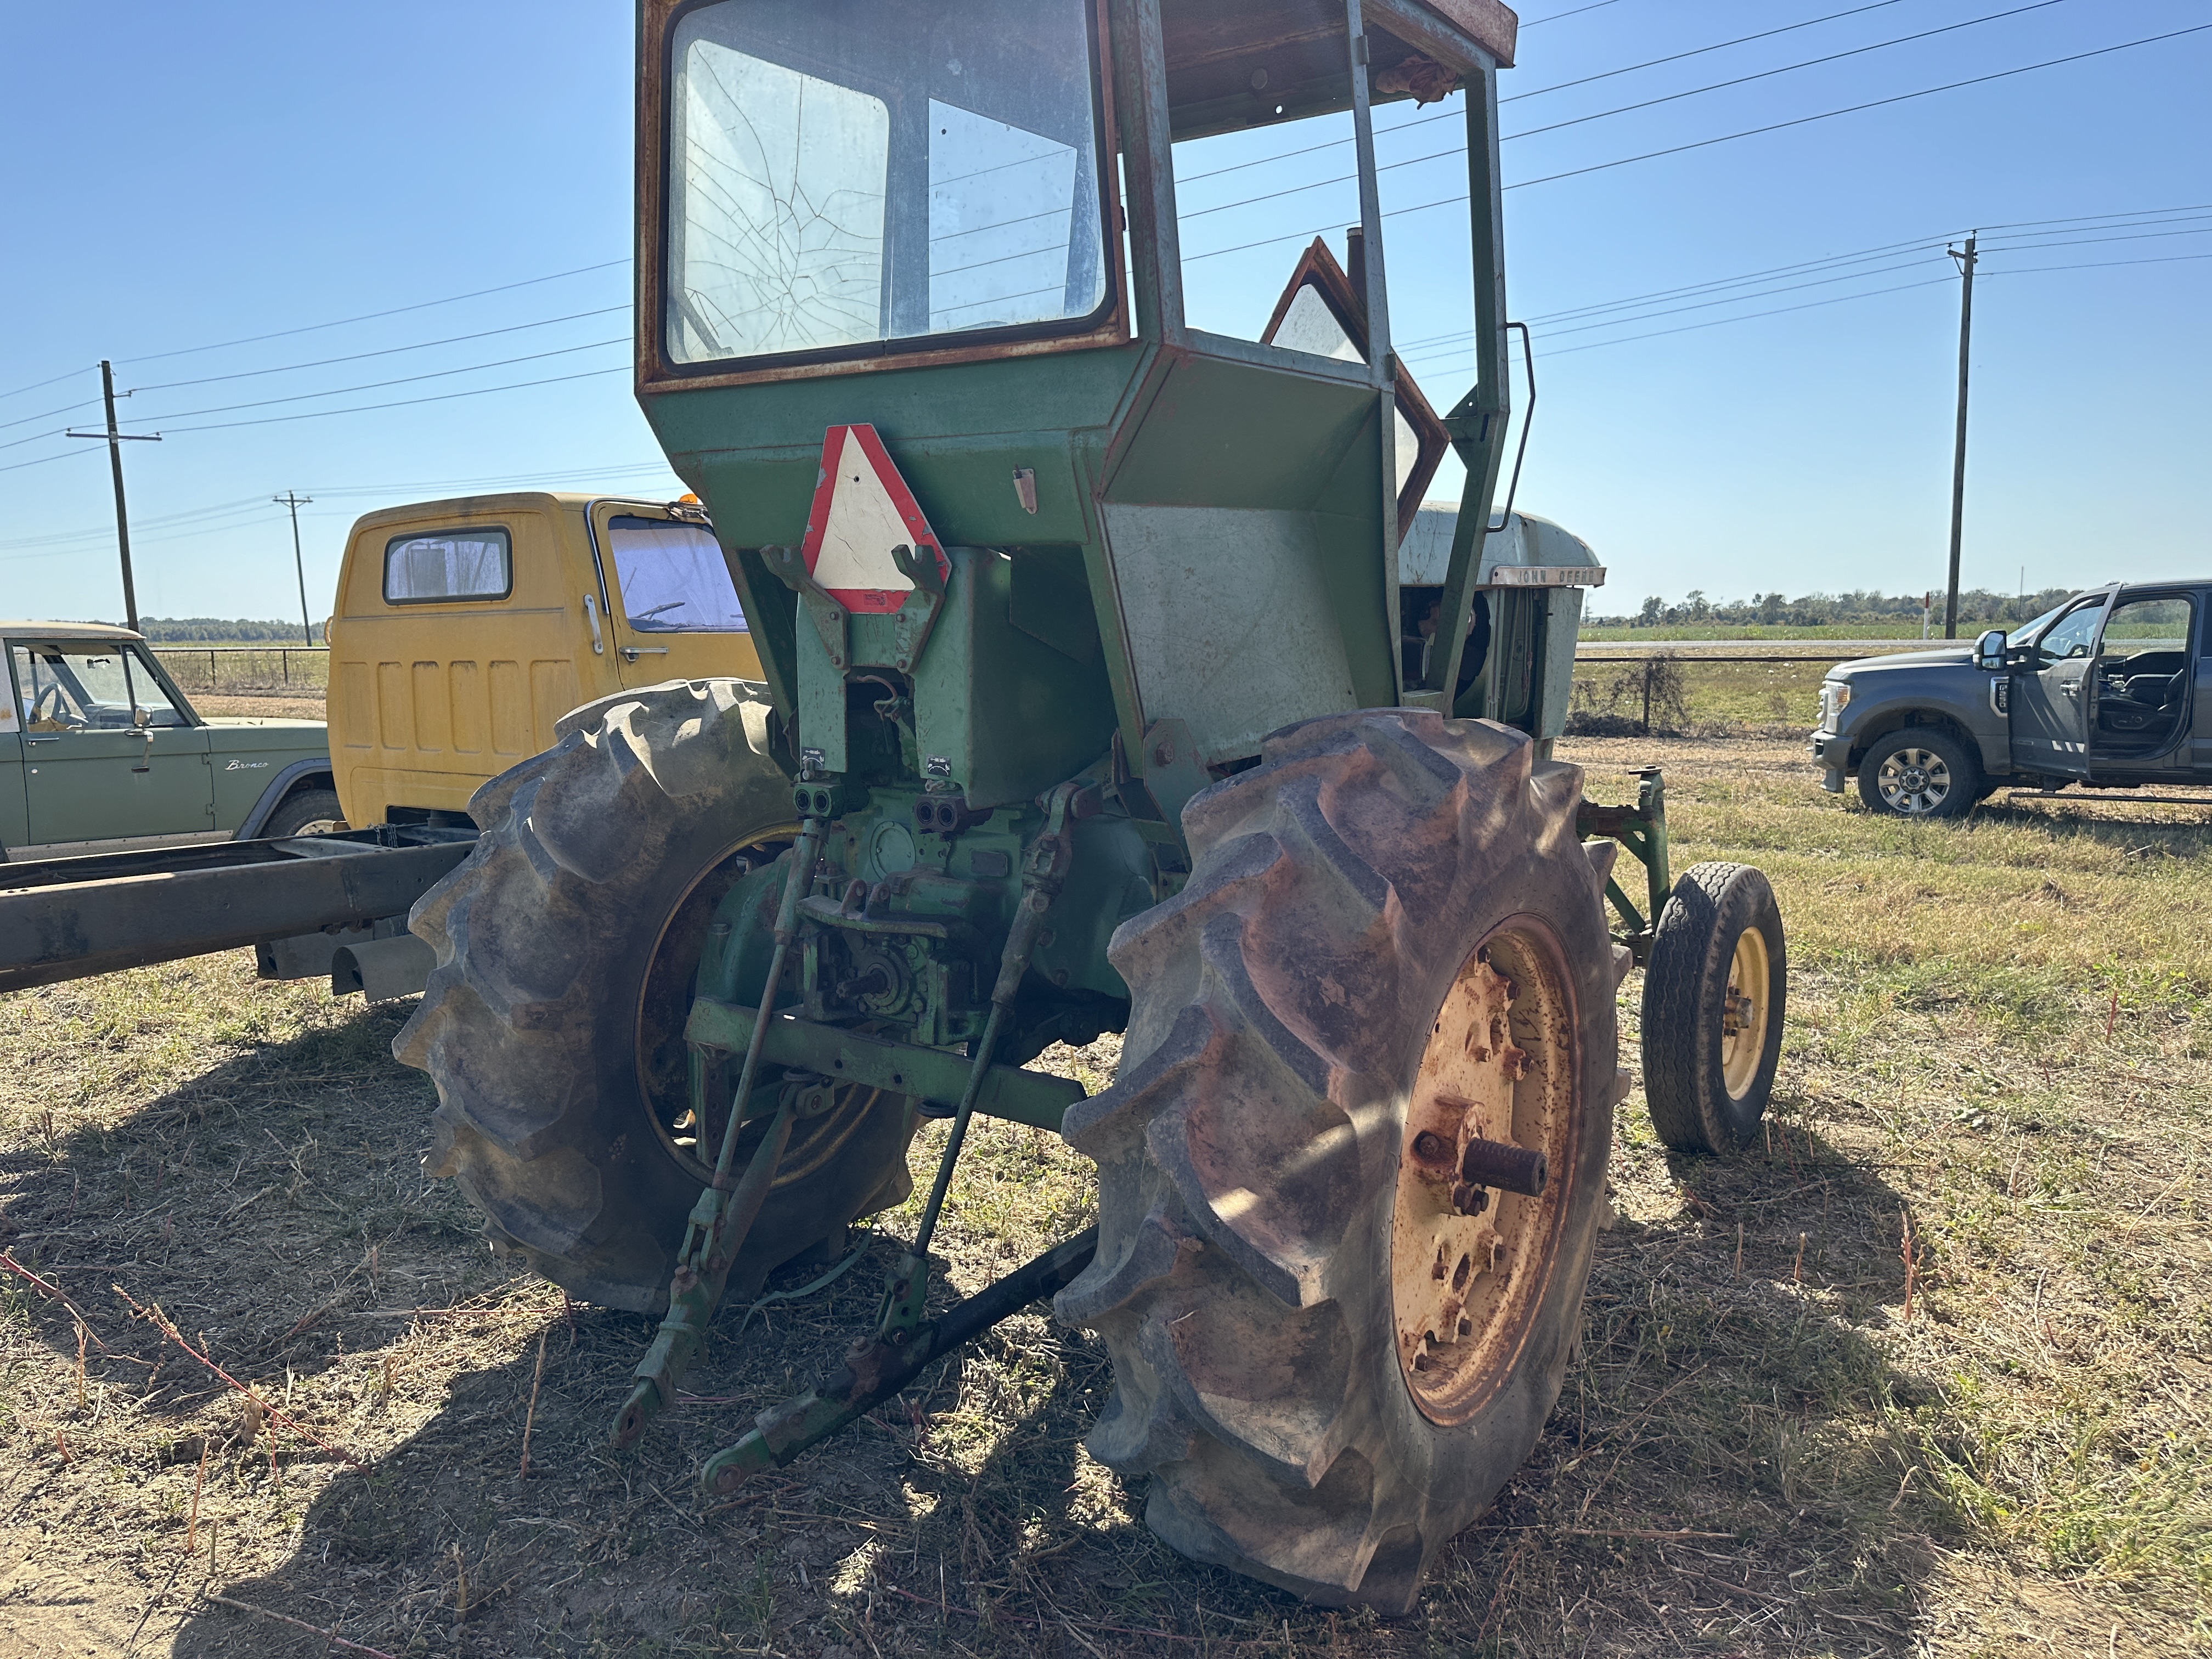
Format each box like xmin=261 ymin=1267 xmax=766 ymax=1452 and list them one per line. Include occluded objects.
xmin=65 ymin=361 xmax=162 ymax=634
xmin=274 ymin=491 xmax=316 ymax=644
xmin=1942 ymin=234 xmax=1977 ymax=640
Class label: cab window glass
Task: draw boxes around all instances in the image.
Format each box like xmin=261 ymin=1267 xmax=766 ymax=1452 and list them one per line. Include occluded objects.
xmin=11 ymin=642 xmax=186 ymax=730
xmin=665 ymin=0 xmax=1109 ymax=365
xmin=607 ymin=516 xmax=748 ymax=633
xmin=2034 ymin=603 xmax=2102 ymax=667
xmin=2100 ymin=596 xmax=2192 ymax=664
xmin=384 ymin=528 xmax=512 ymax=603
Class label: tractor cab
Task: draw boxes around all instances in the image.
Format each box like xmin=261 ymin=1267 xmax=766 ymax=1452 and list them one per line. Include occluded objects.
xmin=636 ymin=0 xmax=1523 ymax=802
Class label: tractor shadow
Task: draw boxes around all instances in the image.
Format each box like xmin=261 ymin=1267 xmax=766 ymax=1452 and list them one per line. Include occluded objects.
xmin=2 ymin=984 xmax=1966 ymax=1654
xmin=1409 ymin=1111 xmax=1957 ymax=1651
xmin=172 ymin=1133 xmax=1959 ymax=1654
xmin=0 ymin=993 xmax=480 ymax=1412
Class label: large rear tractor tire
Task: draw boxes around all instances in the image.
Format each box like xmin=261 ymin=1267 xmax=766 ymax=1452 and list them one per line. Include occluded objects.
xmin=395 ymin=679 xmax=921 ymax=1312
xmin=1057 ymin=710 xmax=1629 ymax=1612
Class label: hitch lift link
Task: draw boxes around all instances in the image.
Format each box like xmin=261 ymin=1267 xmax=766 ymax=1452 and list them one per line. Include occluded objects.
xmin=610 ymin=781 xmax=1100 ymax=1491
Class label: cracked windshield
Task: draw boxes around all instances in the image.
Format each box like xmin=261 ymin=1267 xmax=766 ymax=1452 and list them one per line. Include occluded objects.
xmin=667 ymin=0 xmax=1109 ymax=364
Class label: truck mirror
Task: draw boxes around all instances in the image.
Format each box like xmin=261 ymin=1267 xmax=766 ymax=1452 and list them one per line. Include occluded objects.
xmin=1974 ymin=629 xmax=2007 ymax=670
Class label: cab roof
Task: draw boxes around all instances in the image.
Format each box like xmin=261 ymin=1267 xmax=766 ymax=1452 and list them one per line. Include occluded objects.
xmin=1163 ymin=0 xmax=1518 ymax=140
xmin=0 ymin=619 xmax=145 ymax=642
xmin=347 ymin=490 xmax=619 ymax=533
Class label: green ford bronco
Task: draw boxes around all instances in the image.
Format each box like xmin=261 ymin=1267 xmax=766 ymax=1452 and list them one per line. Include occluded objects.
xmin=3 ymin=620 xmax=338 ymax=861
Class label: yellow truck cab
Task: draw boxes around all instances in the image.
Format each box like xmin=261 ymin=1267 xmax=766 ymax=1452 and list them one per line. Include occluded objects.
xmin=327 ymin=493 xmax=761 ymax=827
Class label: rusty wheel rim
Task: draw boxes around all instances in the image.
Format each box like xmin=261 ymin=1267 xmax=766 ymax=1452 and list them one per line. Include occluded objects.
xmin=635 ymin=825 xmax=803 ymax=1181
xmin=1392 ymin=921 xmax=1580 ymax=1426
xmin=1720 ymin=927 xmax=1771 ymax=1101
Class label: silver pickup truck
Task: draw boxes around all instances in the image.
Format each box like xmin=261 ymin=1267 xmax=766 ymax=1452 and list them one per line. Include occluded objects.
xmin=1810 ymin=580 xmax=2210 ymax=817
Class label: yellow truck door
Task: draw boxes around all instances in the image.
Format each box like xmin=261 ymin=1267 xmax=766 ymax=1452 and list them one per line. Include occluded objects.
xmin=589 ymin=503 xmax=761 ymax=686
xmin=331 ymin=506 xmax=591 ymax=826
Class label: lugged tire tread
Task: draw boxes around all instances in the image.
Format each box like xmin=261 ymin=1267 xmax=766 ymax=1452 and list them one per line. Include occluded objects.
xmin=1058 ymin=709 xmax=1620 ymax=1611
xmin=396 ymin=678 xmax=917 ymax=1312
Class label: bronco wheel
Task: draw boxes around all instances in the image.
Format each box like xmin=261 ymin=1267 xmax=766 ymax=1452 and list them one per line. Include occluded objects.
xmin=262 ymin=788 xmax=347 ymax=838
xmin=1857 ymin=726 xmax=1979 ymax=819
xmin=394 ymin=679 xmax=921 ymax=1312
xmin=1640 ymin=861 xmax=1786 ymax=1156
xmin=1057 ymin=709 xmax=1628 ymax=1612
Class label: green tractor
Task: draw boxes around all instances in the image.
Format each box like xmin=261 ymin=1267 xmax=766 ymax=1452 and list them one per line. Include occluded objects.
xmin=397 ymin=0 xmax=1787 ymax=1611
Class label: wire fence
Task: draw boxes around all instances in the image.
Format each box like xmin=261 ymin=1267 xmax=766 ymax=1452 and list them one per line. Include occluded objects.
xmin=154 ymin=645 xmax=330 ymax=695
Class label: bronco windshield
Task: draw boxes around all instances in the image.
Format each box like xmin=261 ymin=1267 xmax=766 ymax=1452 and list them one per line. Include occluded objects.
xmin=664 ymin=0 xmax=1111 ymax=368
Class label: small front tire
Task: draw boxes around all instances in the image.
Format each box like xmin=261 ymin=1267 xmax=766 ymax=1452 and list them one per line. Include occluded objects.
xmin=1641 ymin=861 xmax=1786 ymax=1156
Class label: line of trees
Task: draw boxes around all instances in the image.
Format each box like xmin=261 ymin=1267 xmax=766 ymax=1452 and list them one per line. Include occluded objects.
xmin=136 ymin=617 xmax=319 ymax=643
xmin=1590 ymin=587 xmax=2076 ymax=630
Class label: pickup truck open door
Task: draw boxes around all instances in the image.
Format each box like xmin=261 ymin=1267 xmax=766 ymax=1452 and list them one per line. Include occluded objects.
xmin=2007 ymin=591 xmax=2109 ymax=778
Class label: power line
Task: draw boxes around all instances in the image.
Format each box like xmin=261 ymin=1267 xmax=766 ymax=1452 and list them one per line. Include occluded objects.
xmin=1393 ymin=219 xmax=2212 ymax=366
xmin=1 ymin=463 xmax=689 ymax=564
xmin=0 ymin=396 xmax=103 ymax=436
xmin=1184 ymin=26 xmax=2212 ymax=262
xmin=1508 ymin=205 xmax=2212 ymax=328
xmin=1494 ymin=222 xmax=2212 ymax=344
xmin=1984 ymin=249 xmax=2212 ymax=276
xmin=1521 ymin=0 xmax=1627 ymax=27
xmin=1509 ymin=21 xmax=2212 ymax=193
xmin=121 ymin=336 xmax=629 ymax=427
xmin=1401 ymin=248 xmax=2212 ymax=370
xmin=1505 ymin=0 xmax=2075 ymax=144
xmin=0 ymin=423 xmax=83 ymax=455
xmin=0 ymin=365 xmax=94 ymax=406
xmin=126 ymin=304 xmax=631 ymax=393
xmin=1179 ymin=0 xmax=2034 ymax=194
xmin=151 ymin=363 xmax=631 ymax=436
xmin=0 ymin=447 xmax=102 ymax=478
xmin=1503 ymin=0 xmax=1909 ymax=103
xmin=1182 ymin=0 xmax=2080 ymax=223
xmin=111 ymin=258 xmax=630 ymax=369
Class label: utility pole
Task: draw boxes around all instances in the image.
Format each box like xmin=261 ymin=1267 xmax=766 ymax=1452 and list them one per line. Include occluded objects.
xmin=1942 ymin=234 xmax=1977 ymax=640
xmin=65 ymin=361 xmax=161 ymax=634
xmin=274 ymin=491 xmax=315 ymax=644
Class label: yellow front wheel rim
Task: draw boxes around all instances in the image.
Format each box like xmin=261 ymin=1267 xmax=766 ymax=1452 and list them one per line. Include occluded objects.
xmin=1719 ymin=928 xmax=1771 ymax=1099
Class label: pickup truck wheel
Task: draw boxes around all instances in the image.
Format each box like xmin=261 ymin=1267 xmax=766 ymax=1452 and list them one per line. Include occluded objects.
xmin=262 ymin=788 xmax=347 ymax=838
xmin=1857 ymin=727 xmax=1980 ymax=819
xmin=1640 ymin=862 xmax=1787 ymax=1155
xmin=1058 ymin=710 xmax=1625 ymax=1612
xmin=394 ymin=679 xmax=921 ymax=1313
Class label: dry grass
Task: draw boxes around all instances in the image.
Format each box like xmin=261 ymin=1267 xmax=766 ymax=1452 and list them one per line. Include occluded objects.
xmin=191 ymin=695 xmax=328 ymax=723
xmin=1570 ymin=660 xmax=1837 ymax=733
xmin=153 ymin=648 xmax=330 ymax=699
xmin=0 ymin=734 xmax=2204 ymax=1656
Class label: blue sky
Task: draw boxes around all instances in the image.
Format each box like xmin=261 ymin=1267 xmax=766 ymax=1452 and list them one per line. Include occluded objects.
xmin=2 ymin=0 xmax=2205 ymax=625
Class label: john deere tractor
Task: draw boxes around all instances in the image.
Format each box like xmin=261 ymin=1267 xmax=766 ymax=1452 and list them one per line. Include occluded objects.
xmin=398 ymin=0 xmax=1787 ymax=1611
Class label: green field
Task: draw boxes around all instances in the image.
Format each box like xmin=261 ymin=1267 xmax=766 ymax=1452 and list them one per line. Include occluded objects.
xmin=1580 ymin=623 xmax=1962 ymax=641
